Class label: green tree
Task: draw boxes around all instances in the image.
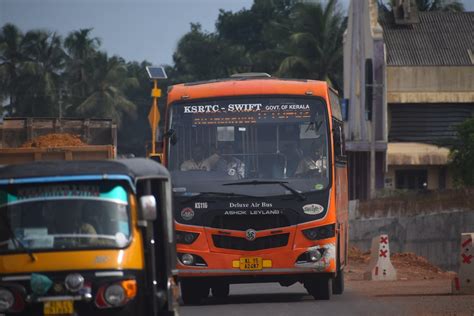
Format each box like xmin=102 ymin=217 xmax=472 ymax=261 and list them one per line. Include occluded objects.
xmin=0 ymin=23 xmax=25 ymax=115
xmin=74 ymin=52 xmax=138 ymax=125
xmin=18 ymin=30 xmax=66 ymax=116
xmin=171 ymin=23 xmax=250 ymax=82
xmin=64 ymin=28 xmax=101 ymax=104
xmin=449 ymin=118 xmax=474 ymax=187
xmin=277 ymin=0 xmax=346 ymax=90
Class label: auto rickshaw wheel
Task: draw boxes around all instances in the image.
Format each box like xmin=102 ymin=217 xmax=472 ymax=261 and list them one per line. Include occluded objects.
xmin=180 ymin=279 xmax=210 ymax=305
xmin=211 ymin=283 xmax=230 ymax=299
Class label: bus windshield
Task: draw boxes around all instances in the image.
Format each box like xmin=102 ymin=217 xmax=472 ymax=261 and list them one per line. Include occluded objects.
xmin=0 ymin=183 xmax=131 ymax=253
xmin=168 ymin=97 xmax=330 ymax=197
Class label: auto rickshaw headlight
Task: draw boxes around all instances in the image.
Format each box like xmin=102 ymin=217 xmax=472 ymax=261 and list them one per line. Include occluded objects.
xmin=0 ymin=288 xmax=14 ymax=312
xmin=98 ymin=280 xmax=137 ymax=308
xmin=104 ymin=284 xmax=125 ymax=307
xmin=65 ymin=273 xmax=84 ymax=293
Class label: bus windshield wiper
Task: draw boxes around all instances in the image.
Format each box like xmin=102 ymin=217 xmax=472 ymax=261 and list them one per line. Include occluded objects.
xmin=182 ymin=191 xmax=257 ymax=203
xmin=223 ymin=180 xmax=306 ymax=201
xmin=0 ymin=213 xmax=37 ymax=262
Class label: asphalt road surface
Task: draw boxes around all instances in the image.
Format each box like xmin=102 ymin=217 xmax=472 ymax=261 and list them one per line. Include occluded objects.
xmin=180 ymin=280 xmax=474 ymax=316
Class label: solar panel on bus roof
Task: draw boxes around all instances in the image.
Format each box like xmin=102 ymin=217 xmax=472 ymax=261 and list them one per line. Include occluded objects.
xmin=146 ymin=66 xmax=167 ymax=79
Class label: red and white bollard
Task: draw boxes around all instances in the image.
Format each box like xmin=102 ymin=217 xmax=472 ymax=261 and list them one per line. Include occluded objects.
xmin=454 ymin=233 xmax=474 ymax=294
xmin=364 ymin=234 xmax=397 ymax=281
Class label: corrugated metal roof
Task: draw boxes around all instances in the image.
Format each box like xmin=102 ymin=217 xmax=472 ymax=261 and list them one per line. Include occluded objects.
xmin=381 ymin=12 xmax=474 ymax=66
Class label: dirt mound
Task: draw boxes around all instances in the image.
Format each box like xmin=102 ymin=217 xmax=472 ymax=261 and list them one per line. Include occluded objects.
xmin=392 ymin=252 xmax=446 ymax=278
xmin=348 ymin=246 xmax=370 ymax=263
xmin=347 ymin=246 xmax=450 ymax=281
xmin=21 ymin=133 xmax=86 ymax=148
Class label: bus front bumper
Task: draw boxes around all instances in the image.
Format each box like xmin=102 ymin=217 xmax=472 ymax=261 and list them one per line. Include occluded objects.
xmin=177 ymin=242 xmax=336 ymax=277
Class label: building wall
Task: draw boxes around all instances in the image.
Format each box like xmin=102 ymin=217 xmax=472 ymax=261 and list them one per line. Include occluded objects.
xmin=385 ymin=165 xmax=453 ymax=190
xmin=387 ymin=66 xmax=474 ymax=103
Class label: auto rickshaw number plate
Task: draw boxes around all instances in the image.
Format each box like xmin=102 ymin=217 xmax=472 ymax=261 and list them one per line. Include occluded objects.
xmin=43 ymin=300 xmax=74 ymax=315
xmin=240 ymin=257 xmax=262 ymax=270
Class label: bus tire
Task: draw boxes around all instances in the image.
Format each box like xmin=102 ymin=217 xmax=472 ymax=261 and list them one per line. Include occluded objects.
xmin=304 ymin=277 xmax=332 ymax=300
xmin=211 ymin=283 xmax=230 ymax=299
xmin=180 ymin=280 xmax=210 ymax=305
xmin=333 ymin=233 xmax=345 ymax=294
xmin=332 ymin=268 xmax=344 ymax=294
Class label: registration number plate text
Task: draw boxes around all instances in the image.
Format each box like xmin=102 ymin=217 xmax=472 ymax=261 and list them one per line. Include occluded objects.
xmin=240 ymin=257 xmax=262 ymax=271
xmin=43 ymin=300 xmax=74 ymax=315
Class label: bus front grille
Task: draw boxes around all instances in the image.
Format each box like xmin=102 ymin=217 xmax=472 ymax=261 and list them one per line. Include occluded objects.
xmin=212 ymin=233 xmax=289 ymax=251
xmin=209 ymin=214 xmax=291 ymax=231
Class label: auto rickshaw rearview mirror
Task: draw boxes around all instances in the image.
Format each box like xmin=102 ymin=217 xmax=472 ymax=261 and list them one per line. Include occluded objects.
xmin=139 ymin=195 xmax=157 ymax=225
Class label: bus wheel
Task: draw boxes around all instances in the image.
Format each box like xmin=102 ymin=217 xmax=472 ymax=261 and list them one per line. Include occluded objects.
xmin=304 ymin=277 xmax=332 ymax=300
xmin=333 ymin=268 xmax=344 ymax=294
xmin=333 ymin=234 xmax=345 ymax=294
xmin=180 ymin=280 xmax=210 ymax=305
xmin=211 ymin=283 xmax=230 ymax=299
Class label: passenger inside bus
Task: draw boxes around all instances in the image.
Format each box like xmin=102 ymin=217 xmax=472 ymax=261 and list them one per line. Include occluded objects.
xmin=180 ymin=145 xmax=217 ymax=171
xmin=295 ymin=138 xmax=327 ymax=177
xmin=213 ymin=142 xmax=245 ymax=179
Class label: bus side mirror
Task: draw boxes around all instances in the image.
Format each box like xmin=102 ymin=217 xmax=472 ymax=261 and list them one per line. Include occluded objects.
xmin=139 ymin=195 xmax=157 ymax=225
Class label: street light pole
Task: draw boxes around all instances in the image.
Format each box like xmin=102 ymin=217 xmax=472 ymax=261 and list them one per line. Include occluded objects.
xmin=145 ymin=66 xmax=167 ymax=159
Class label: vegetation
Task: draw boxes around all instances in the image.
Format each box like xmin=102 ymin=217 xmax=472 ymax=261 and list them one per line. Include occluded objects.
xmin=449 ymin=118 xmax=474 ymax=187
xmin=169 ymin=0 xmax=346 ymax=91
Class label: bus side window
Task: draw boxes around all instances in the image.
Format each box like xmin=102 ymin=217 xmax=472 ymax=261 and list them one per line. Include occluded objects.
xmin=332 ymin=118 xmax=346 ymax=163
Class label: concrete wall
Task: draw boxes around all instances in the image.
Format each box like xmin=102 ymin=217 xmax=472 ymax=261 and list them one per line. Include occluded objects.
xmin=350 ymin=201 xmax=474 ymax=271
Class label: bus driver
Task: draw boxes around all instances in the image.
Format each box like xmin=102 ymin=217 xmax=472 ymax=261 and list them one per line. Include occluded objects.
xmin=295 ymin=139 xmax=327 ymax=176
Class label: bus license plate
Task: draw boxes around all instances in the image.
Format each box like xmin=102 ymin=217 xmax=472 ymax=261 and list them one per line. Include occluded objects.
xmin=240 ymin=257 xmax=263 ymax=270
xmin=43 ymin=300 xmax=74 ymax=315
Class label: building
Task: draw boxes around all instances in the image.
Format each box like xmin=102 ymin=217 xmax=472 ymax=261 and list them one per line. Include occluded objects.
xmin=343 ymin=0 xmax=474 ymax=199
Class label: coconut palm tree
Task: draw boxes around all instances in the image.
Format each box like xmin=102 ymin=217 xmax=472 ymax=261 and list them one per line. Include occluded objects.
xmin=64 ymin=28 xmax=101 ymax=103
xmin=17 ymin=30 xmax=66 ymax=116
xmin=0 ymin=23 xmax=25 ymax=115
xmin=277 ymin=0 xmax=345 ymax=90
xmin=74 ymin=52 xmax=138 ymax=125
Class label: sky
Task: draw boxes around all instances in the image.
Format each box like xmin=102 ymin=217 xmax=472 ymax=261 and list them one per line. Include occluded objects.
xmin=1 ymin=0 xmax=471 ymax=67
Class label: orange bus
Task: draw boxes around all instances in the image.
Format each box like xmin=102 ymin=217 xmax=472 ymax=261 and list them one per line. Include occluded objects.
xmin=162 ymin=73 xmax=348 ymax=304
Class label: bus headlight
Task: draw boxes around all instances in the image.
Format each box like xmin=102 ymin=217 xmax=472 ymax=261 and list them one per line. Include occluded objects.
xmin=176 ymin=231 xmax=200 ymax=245
xmin=181 ymin=253 xmax=195 ymax=265
xmin=302 ymin=224 xmax=335 ymax=241
xmin=0 ymin=288 xmax=14 ymax=311
xmin=308 ymin=249 xmax=322 ymax=262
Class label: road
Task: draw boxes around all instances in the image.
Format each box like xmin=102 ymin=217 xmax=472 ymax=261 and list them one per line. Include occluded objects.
xmin=180 ymin=279 xmax=474 ymax=316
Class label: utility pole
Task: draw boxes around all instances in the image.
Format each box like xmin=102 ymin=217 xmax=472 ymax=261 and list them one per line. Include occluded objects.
xmin=368 ymin=82 xmax=384 ymax=199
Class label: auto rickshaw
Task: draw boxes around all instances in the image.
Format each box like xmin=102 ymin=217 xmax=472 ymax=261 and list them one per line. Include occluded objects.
xmin=0 ymin=158 xmax=178 ymax=316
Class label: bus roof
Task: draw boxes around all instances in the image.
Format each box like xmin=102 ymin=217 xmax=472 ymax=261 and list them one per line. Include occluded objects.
xmin=0 ymin=158 xmax=170 ymax=184
xmin=167 ymin=77 xmax=330 ymax=104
